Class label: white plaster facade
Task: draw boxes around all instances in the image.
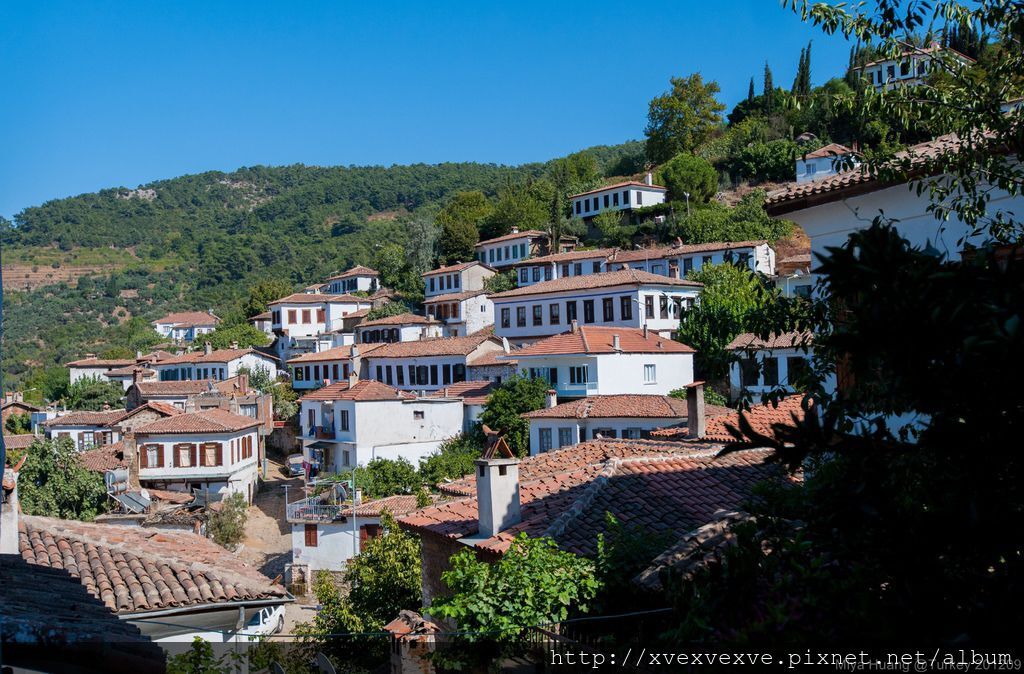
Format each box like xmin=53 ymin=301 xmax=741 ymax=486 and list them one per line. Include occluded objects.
xmin=511 ymin=351 xmax=694 ymax=399
xmin=570 ymin=180 xmax=667 ymax=220
xmin=606 ymin=241 xmax=776 ymax=277
xmin=135 ymin=427 xmax=261 ymax=503
xmin=151 ymin=350 xmax=279 ymax=383
xmin=423 ymin=292 xmax=494 ymax=337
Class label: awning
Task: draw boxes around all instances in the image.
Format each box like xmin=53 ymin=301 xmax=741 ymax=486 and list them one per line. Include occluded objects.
xmin=306 ymin=441 xmax=336 ymax=449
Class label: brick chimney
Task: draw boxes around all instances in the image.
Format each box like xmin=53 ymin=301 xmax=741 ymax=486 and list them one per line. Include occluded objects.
xmin=687 ymin=382 xmax=706 ymax=439
xmin=475 ymin=438 xmax=521 ymax=539
xmin=132 ymin=367 xmax=146 ymax=387
xmin=237 ymin=372 xmax=249 ymax=393
xmin=546 ymin=389 xmax=557 ymax=408
xmin=123 ymin=432 xmax=141 ymax=489
xmin=570 ymin=319 xmax=579 ymax=333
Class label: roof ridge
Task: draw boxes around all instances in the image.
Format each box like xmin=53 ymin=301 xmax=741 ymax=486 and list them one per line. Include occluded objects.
xmin=540 ymin=459 xmax=619 ymax=540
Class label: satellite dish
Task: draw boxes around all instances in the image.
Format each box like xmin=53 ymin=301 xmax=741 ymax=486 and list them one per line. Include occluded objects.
xmin=316 ymin=652 xmax=338 ymax=674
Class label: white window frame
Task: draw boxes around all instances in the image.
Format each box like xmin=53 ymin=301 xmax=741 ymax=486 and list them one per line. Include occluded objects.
xmin=643 ymin=364 xmax=657 ymax=384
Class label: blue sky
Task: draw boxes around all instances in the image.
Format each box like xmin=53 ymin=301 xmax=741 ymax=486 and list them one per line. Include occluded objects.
xmin=0 ymin=1 xmax=853 ymax=218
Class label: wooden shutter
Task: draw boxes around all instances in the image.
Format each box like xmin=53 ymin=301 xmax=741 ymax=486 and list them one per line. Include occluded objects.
xmin=359 ymin=525 xmax=369 ymax=547
xmin=214 ymin=442 xmax=223 ymax=466
xmin=316 ymin=308 xmax=325 ymax=323
xmin=155 ymin=444 xmax=164 ymax=468
xmin=305 ymin=524 xmax=318 ymax=547
xmin=139 ymin=445 xmax=149 ymax=469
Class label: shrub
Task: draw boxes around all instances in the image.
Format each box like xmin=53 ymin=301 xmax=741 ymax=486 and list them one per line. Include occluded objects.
xmin=209 ymin=492 xmax=248 ymax=550
xmin=656 ymin=153 xmax=718 ymax=203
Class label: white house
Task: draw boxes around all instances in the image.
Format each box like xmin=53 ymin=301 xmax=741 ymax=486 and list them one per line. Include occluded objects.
xmin=297 ymin=379 xmax=464 ymax=476
xmin=522 ymin=393 xmax=731 ymax=455
xmin=150 ymin=345 xmax=280 ymax=382
xmin=249 ymin=311 xmax=273 ymax=336
xmin=512 ymin=248 xmax=614 ymax=288
xmin=42 ymin=408 xmax=130 ymax=451
xmin=569 ymin=177 xmax=667 ymax=221
xmin=853 ymin=43 xmax=973 ymax=91
xmin=133 ymin=409 xmax=263 ymax=504
xmin=774 ymin=253 xmax=814 ymax=299
xmin=606 ymin=239 xmax=776 ymax=277
xmin=361 ymin=330 xmax=506 ymax=392
xmin=268 ymin=293 xmax=374 ymax=361
xmin=474 ymin=227 xmax=577 ymax=269
xmin=504 ymin=324 xmax=695 ymax=399
xmin=466 ymin=350 xmax=519 ymax=384
xmin=288 ymin=494 xmax=426 ymax=582
xmin=726 ymin=332 xmax=816 ymax=403
xmin=287 ymin=343 xmax=383 ymax=391
xmin=66 ymin=356 xmax=137 ymax=386
xmin=428 ymin=380 xmax=495 ymax=431
xmin=355 ymin=313 xmax=442 ymax=344
xmin=796 ymin=143 xmax=859 ymax=184
xmin=422 ymin=260 xmax=495 ymax=298
xmin=423 ymin=290 xmax=494 ymax=337
xmin=490 ymin=269 xmax=702 ymax=342
xmin=151 ymin=311 xmax=220 ymax=343
xmin=324 ymin=265 xmax=380 ymax=294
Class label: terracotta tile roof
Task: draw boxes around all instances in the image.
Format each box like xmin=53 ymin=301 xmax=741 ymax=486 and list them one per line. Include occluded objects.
xmin=633 ymin=510 xmax=752 ymax=591
xmin=764 ymin=133 xmax=966 ymax=214
xmin=119 ymin=401 xmax=183 ymax=420
xmin=287 ymin=345 xmax=358 ymax=364
xmin=491 ymin=269 xmax=702 ymax=299
xmin=512 ymin=326 xmax=694 ymax=357
xmin=701 ymin=395 xmax=812 ymax=444
xmin=19 ymin=515 xmax=288 ymax=614
xmin=44 ymin=409 xmax=130 ymax=428
xmin=134 ymin=380 xmax=217 ymax=396
xmin=401 ymin=443 xmax=786 ymax=556
xmin=523 ymin=395 xmax=732 ymax=420
xmin=423 ymin=261 xmax=490 ymax=276
xmin=363 ymin=332 xmax=497 ymax=359
xmin=358 ymin=312 xmax=440 ymax=327
xmin=105 ymin=364 xmax=156 ymax=377
xmin=298 ymin=379 xmax=416 ymax=402
xmin=511 ymin=248 xmax=615 ymax=266
xmin=325 ymin=265 xmax=380 ymax=280
xmin=354 ymin=494 xmax=434 ymax=517
xmin=726 ymin=331 xmax=814 ymax=350
xmin=608 ymin=240 xmax=768 ymax=265
xmin=250 ymin=311 xmax=272 ymax=320
xmin=570 ymin=181 xmax=667 ymax=199
xmin=423 ymin=289 xmax=488 ymax=304
xmin=475 ymin=229 xmax=547 ymax=247
xmin=268 ymin=293 xmax=371 ymax=305
xmin=1 ymin=399 xmax=41 ymax=412
xmin=801 ymin=142 xmax=854 ymax=160
xmin=134 ymin=409 xmax=262 ymax=434
xmin=155 ymin=347 xmax=276 ymax=365
xmin=79 ymin=441 xmax=129 ymax=472
xmin=428 ymin=380 xmax=496 ymax=405
xmin=3 ymin=434 xmax=37 ymax=450
xmin=467 ymin=351 xmax=516 ymax=367
xmin=152 ymin=311 xmax=220 ymax=327
xmin=65 ymin=357 xmax=135 ymax=368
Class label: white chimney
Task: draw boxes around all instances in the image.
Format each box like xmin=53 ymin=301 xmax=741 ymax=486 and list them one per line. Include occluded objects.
xmin=644 ymin=172 xmax=653 ymax=186
xmin=612 ymin=334 xmax=621 ymax=351
xmin=475 ymin=440 xmax=521 ymax=538
xmin=511 ymin=226 xmax=519 ymax=234
xmin=546 ymin=389 xmax=557 ymax=408
xmin=1 ymin=456 xmax=27 ymax=554
xmin=570 ymin=319 xmax=579 ymax=333
xmin=204 ymin=342 xmax=213 ymax=356
xmin=687 ymin=382 xmax=706 ymax=439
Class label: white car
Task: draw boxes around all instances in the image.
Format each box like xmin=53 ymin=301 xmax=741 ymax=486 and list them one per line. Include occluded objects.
xmin=238 ymin=605 xmax=286 ymax=640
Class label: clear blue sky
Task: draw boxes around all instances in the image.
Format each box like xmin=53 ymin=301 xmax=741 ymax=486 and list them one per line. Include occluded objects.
xmin=0 ymin=1 xmax=852 ymax=219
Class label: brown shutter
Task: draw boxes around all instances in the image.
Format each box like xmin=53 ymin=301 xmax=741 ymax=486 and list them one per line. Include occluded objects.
xmin=317 ymin=308 xmax=325 ymax=323
xmin=214 ymin=442 xmax=223 ymax=466
xmin=155 ymin=444 xmax=164 ymax=468
xmin=139 ymin=445 xmax=148 ymax=469
xmin=305 ymin=524 xmax=318 ymax=547
xmin=360 ymin=525 xmax=368 ymax=546
xmin=173 ymin=443 xmax=181 ymax=467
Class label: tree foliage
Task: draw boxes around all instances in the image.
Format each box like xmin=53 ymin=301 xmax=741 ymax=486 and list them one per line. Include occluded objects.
xmin=645 ymin=74 xmax=727 ymax=164
xmin=418 ymin=428 xmax=486 ymax=487
xmin=354 ymin=457 xmax=422 ymax=499
xmin=195 ymin=323 xmax=269 ymax=350
xmin=65 ymin=376 xmax=125 ymax=411
xmin=656 ymin=153 xmax=718 ymax=203
xmin=242 ymin=278 xmax=294 ymax=318
xmin=437 ymin=191 xmax=490 ymax=264
xmin=5 ymin=413 xmax=32 ymax=435
xmin=365 ymin=300 xmax=411 ymax=321
xmin=18 ymin=438 xmax=108 ymax=520
xmin=209 ymin=492 xmax=248 ymax=551
xmin=479 ymin=374 xmax=549 ymax=456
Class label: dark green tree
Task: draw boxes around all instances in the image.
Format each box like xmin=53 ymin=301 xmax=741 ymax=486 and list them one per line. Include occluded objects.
xmin=195 ymin=323 xmax=269 ymax=350
xmin=479 ymin=374 xmax=549 ymax=456
xmin=437 ymin=191 xmax=491 ymax=264
xmin=644 ymin=74 xmax=726 ymax=163
xmin=65 ymin=376 xmax=125 ymax=411
xmin=18 ymin=437 xmax=108 ymax=520
xmin=242 ymin=278 xmax=293 ymax=318
xmin=656 ymin=153 xmax=719 ymax=203
xmin=763 ymin=61 xmax=775 ymax=113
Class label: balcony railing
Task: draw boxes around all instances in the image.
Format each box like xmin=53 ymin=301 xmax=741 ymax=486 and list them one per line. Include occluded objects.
xmin=314 ymin=425 xmax=335 ymax=439
xmin=286 ymin=497 xmax=350 ymax=523
xmin=558 ymin=381 xmax=598 ymax=395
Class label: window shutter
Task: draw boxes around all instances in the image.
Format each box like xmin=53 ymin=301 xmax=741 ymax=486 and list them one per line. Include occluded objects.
xmin=317 ymin=308 xmax=325 ymax=323
xmin=139 ymin=445 xmax=148 ymax=469
xmin=214 ymin=442 xmax=223 ymax=466
xmin=360 ymin=525 xmax=369 ymax=547
xmin=155 ymin=444 xmax=164 ymax=468
xmin=173 ymin=443 xmax=181 ymax=467
xmin=305 ymin=524 xmax=318 ymax=547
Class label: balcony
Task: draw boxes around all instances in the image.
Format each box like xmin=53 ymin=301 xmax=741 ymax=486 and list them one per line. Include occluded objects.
xmin=286 ymin=496 xmax=351 ymax=523
xmin=314 ymin=425 xmax=335 ymax=439
xmin=557 ymin=381 xmax=598 ymax=396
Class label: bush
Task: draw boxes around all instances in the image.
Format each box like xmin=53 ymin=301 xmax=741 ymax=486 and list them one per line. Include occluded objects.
xmin=479 ymin=375 xmax=550 ymax=456
xmin=656 ymin=153 xmax=718 ymax=203
xmin=730 ymin=139 xmax=798 ymax=183
xmin=209 ymin=492 xmax=248 ymax=550
xmin=419 ymin=428 xmax=485 ymax=487
xmin=355 ymin=457 xmax=421 ymax=499
xmin=483 ymin=270 xmax=516 ymax=294
xmin=18 ymin=438 xmax=108 ymax=520
xmin=668 ymin=385 xmax=728 ymax=407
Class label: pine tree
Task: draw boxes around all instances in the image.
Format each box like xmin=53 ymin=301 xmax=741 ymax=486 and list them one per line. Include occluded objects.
xmin=763 ymin=62 xmax=774 ymax=113
xmin=792 ymin=42 xmax=812 ymax=97
xmin=747 ymin=77 xmax=756 ymax=105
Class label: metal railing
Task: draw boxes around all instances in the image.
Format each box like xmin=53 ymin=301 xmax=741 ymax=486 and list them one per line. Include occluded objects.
xmin=314 ymin=425 xmax=335 ymax=439
xmin=286 ymin=498 xmax=348 ymax=523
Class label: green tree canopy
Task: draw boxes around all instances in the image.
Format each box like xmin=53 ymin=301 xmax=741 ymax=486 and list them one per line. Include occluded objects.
xmin=65 ymin=376 xmax=125 ymax=411
xmin=242 ymin=278 xmax=294 ymax=318
xmin=195 ymin=322 xmax=269 ymax=350
xmin=656 ymin=153 xmax=719 ymax=203
xmin=479 ymin=374 xmax=550 ymax=456
xmin=354 ymin=457 xmax=422 ymax=499
xmin=645 ymin=74 xmax=726 ymax=164
xmin=437 ymin=191 xmax=491 ymax=264
xmin=676 ymin=190 xmax=793 ymax=244
xmin=18 ymin=437 xmax=108 ymax=520
xmin=365 ymin=300 xmax=412 ymax=321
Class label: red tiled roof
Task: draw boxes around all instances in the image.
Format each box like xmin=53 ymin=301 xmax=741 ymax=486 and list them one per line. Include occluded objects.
xmin=79 ymin=441 xmax=129 ymax=472
xmin=287 ymin=345 xmax=358 ymax=364
xmin=3 ymin=434 xmax=37 ymax=450
xmin=44 ymin=409 xmax=130 ymax=428
xmin=511 ymin=326 xmax=694 ymax=357
xmin=134 ymin=380 xmax=217 ymax=396
xmin=363 ymin=332 xmax=497 ymax=359
xmin=134 ymin=409 xmax=261 ymax=434
xmin=1 ymin=399 xmax=41 ymax=412
xmin=105 ymin=364 xmax=155 ymax=377
xmin=268 ymin=293 xmax=371 ymax=305
xmin=422 ymin=261 xmax=490 ymax=276
xmin=298 ymin=379 xmax=416 ymax=402
xmin=475 ymin=229 xmax=547 ymax=247
xmin=522 ymin=395 xmax=732 ymax=420
xmin=155 ymin=347 xmax=276 ymax=365
xmin=325 ymin=265 xmax=380 ymax=280
xmin=65 ymin=357 xmax=135 ymax=368
xmin=608 ymin=240 xmax=768 ymax=265
xmin=570 ymin=181 xmax=667 ymax=199
xmin=250 ymin=311 xmax=272 ymax=321
xmin=491 ymin=269 xmax=702 ymax=299
xmin=358 ymin=312 xmax=439 ymax=327
xmin=401 ymin=442 xmax=786 ymax=557
xmin=511 ymin=248 xmax=615 ymax=267
xmin=422 ymin=289 xmax=488 ymax=304
xmin=428 ymin=380 xmax=496 ymax=405
xmin=726 ymin=331 xmax=814 ymax=350
xmin=700 ymin=396 xmax=812 ymax=444
xmin=117 ymin=401 xmax=183 ymax=420
xmin=354 ymin=494 xmax=434 ymax=517
xmin=19 ymin=516 xmax=288 ymax=614
xmin=801 ymin=142 xmax=854 ymax=160
xmin=152 ymin=311 xmax=220 ymax=327
xmin=467 ymin=351 xmax=516 ymax=368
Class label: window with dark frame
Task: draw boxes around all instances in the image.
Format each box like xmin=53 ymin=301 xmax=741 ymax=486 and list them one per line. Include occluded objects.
xmin=583 ymin=299 xmax=595 ymax=323
xmin=517 ymin=306 xmax=527 ymax=327
xmin=549 ymin=303 xmax=560 ymax=324
xmin=602 ymin=297 xmax=614 ymax=322
xmin=620 ymin=296 xmax=632 ymax=321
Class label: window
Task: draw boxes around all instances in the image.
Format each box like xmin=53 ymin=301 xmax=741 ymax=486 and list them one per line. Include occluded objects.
xmin=385 ymin=365 xmax=393 ymax=385
xmin=703 ymin=255 xmax=713 ymax=265
xmin=532 ymin=267 xmax=541 ymax=282
xmin=593 ymin=428 xmax=616 ymax=439
xmin=443 ymin=364 xmax=452 ymax=385
xmin=787 ymin=356 xmax=809 ymax=386
xmin=142 ymin=444 xmax=160 ymax=468
xmin=429 ymin=277 xmax=435 ymax=292
xmin=636 ymin=192 xmax=642 ymax=206
xmin=566 ymin=301 xmax=577 ymax=322
xmin=583 ymin=299 xmax=595 ymax=323
xmin=899 ymin=60 xmax=910 ymax=76
xmin=414 ymin=410 xmax=425 ymax=420
xmin=396 ymin=366 xmax=404 ymax=386
xmin=886 ymin=64 xmax=895 ymax=80
xmin=376 ymin=365 xmax=383 ymax=381
xmin=659 ymin=296 xmax=669 ymax=319
xmin=287 ymin=309 xmax=297 ymax=324
xmin=740 ymin=357 xmax=759 ymax=387
xmin=415 ymin=365 xmax=428 ymax=385
xmin=488 ymin=248 xmax=495 ymax=263
xmin=737 ymin=252 xmax=751 ymax=268
xmin=603 ymin=194 xmax=610 ymax=208
xmin=623 ymin=428 xmax=642 ymax=439
xmin=519 ymin=268 xmax=528 ymax=284
xmin=453 ymin=363 xmax=466 ymax=382
xmin=539 ymin=428 xmax=552 ymax=453
xmin=501 ymin=307 xmax=511 ymax=328
xmin=620 ymin=296 xmax=633 ymax=321
xmin=794 ymin=285 xmax=812 ymax=299
xmin=763 ymin=357 xmax=779 ymax=386
xmin=305 ymin=524 xmax=318 ymax=547
xmin=612 ymin=192 xmax=619 ymax=206
xmin=592 ymin=261 xmax=601 ymax=274
xmin=504 ymin=245 xmax=511 ymax=259
xmin=202 ymin=442 xmax=221 ymax=466
xmin=558 ymin=427 xmax=572 ymax=448
xmin=644 ymin=296 xmax=654 ymax=320
xmin=544 ymin=266 xmax=552 ymax=281
xmin=622 ymin=189 xmax=629 ymax=205
xmin=430 ymin=365 xmax=438 ymax=386
xmin=575 ymin=201 xmax=581 ymax=214
xmin=589 ymin=298 xmax=609 ymax=324
xmin=549 ymin=303 xmax=560 ymax=324
xmin=302 ymin=309 xmax=311 ymax=324
xmin=652 ymin=264 xmax=665 ymax=276
xmin=644 ymin=364 xmax=657 ymax=383
xmin=517 ymin=306 xmax=527 ymax=327
xmin=313 ymin=365 xmax=321 ymax=381
xmin=683 ymin=257 xmax=693 ymax=274
xmin=532 ymin=305 xmax=543 ymax=326
xmin=574 ymin=262 xmax=582 ymax=276
xmin=569 ymin=365 xmax=588 ymax=385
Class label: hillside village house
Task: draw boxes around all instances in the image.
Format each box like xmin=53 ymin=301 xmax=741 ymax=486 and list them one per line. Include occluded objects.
xmin=287 ymin=343 xmax=382 ymax=391
xmin=268 ymin=292 xmax=374 ymax=361
xmin=42 ymin=402 xmax=182 ymax=451
xmin=428 ymin=380 xmax=495 ymax=431
xmin=727 ymin=332 xmax=816 ymax=402
xmin=423 ymin=260 xmax=494 ymax=296
xmin=66 ymin=355 xmax=137 ymax=385
xmin=774 ymin=252 xmax=814 ymax=298
xmin=490 ymin=269 xmax=702 ymax=343
xmin=853 ymin=43 xmax=973 ymax=91
xmin=513 ymin=248 xmax=614 ymax=287
xmin=796 ymin=143 xmax=859 ymax=183
xmin=132 ymin=409 xmax=263 ymax=503
xmin=151 ymin=310 xmax=220 ymax=343
xmin=324 ymin=265 xmax=380 ymax=294
xmin=569 ymin=177 xmax=667 ymax=223
xmin=522 ymin=393 xmax=731 ymax=453
xmin=361 ymin=330 xmax=507 ymax=392
xmin=298 ymin=379 xmax=463 ymax=475
xmin=503 ymin=325 xmax=696 ymax=399
xmin=474 ymin=227 xmax=578 ymax=269
xmin=149 ymin=344 xmax=279 ymax=382
xmin=250 ymin=310 xmax=273 ymax=335
xmin=606 ymin=239 xmax=777 ymax=277
xmin=355 ymin=313 xmax=442 ymax=344
xmin=423 ymin=290 xmax=494 ymax=337
xmin=1 ymin=392 xmax=41 ymax=429
xmin=465 ymin=350 xmax=518 ymax=384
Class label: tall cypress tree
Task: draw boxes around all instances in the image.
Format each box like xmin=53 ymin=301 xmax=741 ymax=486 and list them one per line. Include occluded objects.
xmin=763 ymin=62 xmax=774 ymax=113
xmin=802 ymin=41 xmax=813 ymax=94
xmin=747 ymin=77 xmax=756 ymax=105
xmin=792 ymin=47 xmax=806 ymax=94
